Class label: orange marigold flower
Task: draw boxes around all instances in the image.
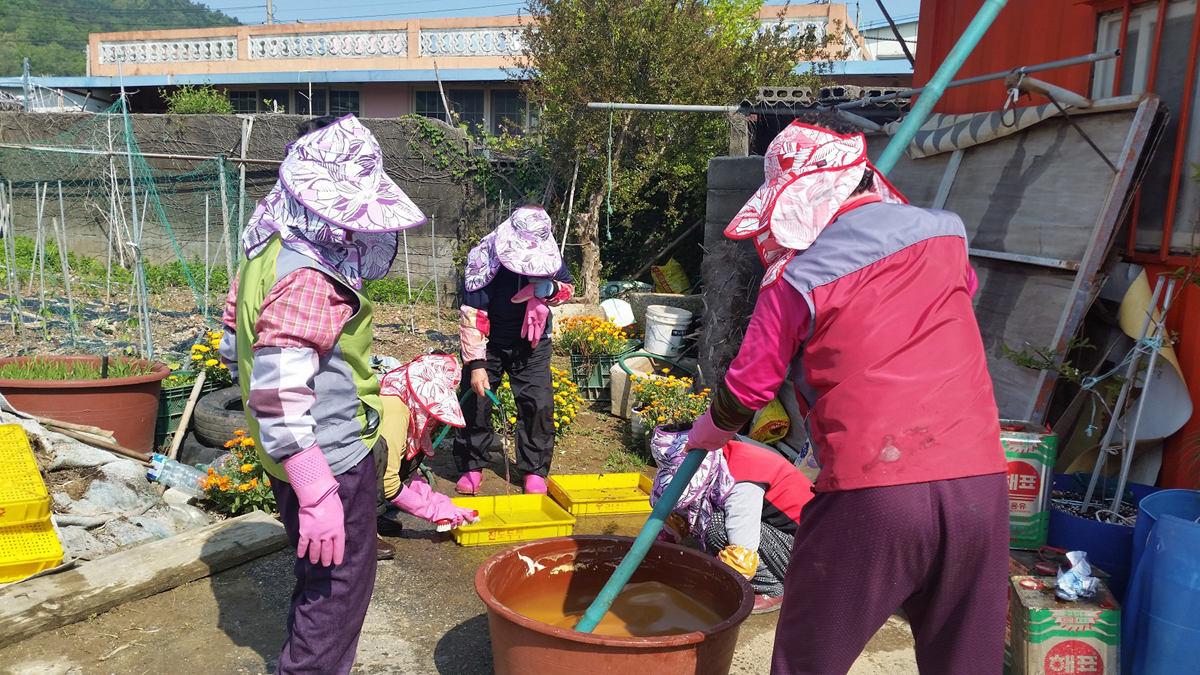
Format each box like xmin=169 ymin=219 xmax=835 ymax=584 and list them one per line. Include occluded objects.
xmin=234 ymin=430 xmax=245 ymax=437
xmin=223 ymin=440 xmax=237 ymax=448
xmin=241 ymin=463 xmax=253 ymax=473
xmin=237 ymin=483 xmax=252 ymax=492
xmin=240 ymin=438 xmax=255 ymax=447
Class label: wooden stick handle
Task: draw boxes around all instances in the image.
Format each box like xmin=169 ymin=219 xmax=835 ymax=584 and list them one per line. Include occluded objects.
xmin=31 ymin=415 xmax=116 ymax=441
xmin=167 ymin=372 xmax=206 ymax=461
xmin=51 ymin=427 xmax=151 ymax=465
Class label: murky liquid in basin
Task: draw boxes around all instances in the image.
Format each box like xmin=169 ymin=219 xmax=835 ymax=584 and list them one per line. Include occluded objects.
xmin=507 ymin=581 xmax=724 ymax=637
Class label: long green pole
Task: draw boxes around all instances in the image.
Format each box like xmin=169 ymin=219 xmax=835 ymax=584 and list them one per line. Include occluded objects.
xmin=575 ymin=448 xmax=706 ymax=633
xmin=874 ymin=0 xmax=1011 ymax=176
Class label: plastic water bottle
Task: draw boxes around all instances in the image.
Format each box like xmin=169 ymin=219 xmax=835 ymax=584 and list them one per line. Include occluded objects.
xmin=147 ymin=454 xmax=207 ymax=499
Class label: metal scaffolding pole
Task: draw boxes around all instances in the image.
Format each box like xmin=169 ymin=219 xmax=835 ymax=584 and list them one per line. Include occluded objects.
xmin=584 ymin=50 xmax=1120 ymax=115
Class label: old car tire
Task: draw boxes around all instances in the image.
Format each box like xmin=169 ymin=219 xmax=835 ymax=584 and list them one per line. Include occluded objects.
xmin=193 ymin=387 xmax=247 ymax=447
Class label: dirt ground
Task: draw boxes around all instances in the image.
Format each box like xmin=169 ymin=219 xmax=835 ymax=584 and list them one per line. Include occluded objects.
xmin=0 ymin=411 xmax=917 ymax=675
xmin=1 ymin=297 xmax=918 ymax=674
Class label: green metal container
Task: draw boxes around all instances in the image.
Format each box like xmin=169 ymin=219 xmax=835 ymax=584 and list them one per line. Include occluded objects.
xmin=1001 ymin=420 xmax=1059 ymax=550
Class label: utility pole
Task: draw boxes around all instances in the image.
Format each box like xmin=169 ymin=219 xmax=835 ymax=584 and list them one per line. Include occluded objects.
xmin=266 ymin=0 xmax=274 ymax=25
xmin=22 ymin=58 xmax=31 ymax=112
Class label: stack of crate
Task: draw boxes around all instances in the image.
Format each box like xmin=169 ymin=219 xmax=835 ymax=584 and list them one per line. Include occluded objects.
xmin=0 ymin=424 xmax=64 ymax=582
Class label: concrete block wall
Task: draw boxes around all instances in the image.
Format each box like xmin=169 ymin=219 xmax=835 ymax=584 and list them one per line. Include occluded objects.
xmin=0 ymin=112 xmax=479 ymax=304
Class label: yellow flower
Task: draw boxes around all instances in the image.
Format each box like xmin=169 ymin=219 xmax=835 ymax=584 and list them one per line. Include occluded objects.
xmin=237 ymin=483 xmax=252 ymax=492
xmin=240 ymin=437 xmax=255 ymax=447
xmin=220 ymin=363 xmax=228 ymax=370
xmin=240 ymin=463 xmax=253 ymax=473
xmin=195 ymin=345 xmax=210 ymax=353
xmin=192 ymin=354 xmax=203 ymax=361
xmin=508 ymin=416 xmax=517 ymax=424
xmin=205 ymin=359 xmax=219 ymax=367
xmin=554 ymin=422 xmax=560 ymax=429
xmin=657 ymin=416 xmax=666 ymax=422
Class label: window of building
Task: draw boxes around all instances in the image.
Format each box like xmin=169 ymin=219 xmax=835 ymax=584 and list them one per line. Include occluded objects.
xmin=415 ymin=90 xmax=448 ymax=122
xmin=296 ymin=88 xmax=327 ymax=117
xmin=490 ymin=89 xmax=526 ymax=136
xmin=449 ymin=89 xmax=486 ymax=135
xmin=228 ymin=91 xmax=257 ymax=114
xmin=1092 ymin=0 xmax=1200 ymax=256
xmin=330 ymin=90 xmax=361 ymax=116
xmin=260 ymin=89 xmax=289 ymax=113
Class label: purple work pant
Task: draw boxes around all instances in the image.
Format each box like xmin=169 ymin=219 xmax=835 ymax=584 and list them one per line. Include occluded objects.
xmin=271 ymin=452 xmax=378 ymax=675
xmin=771 ymin=472 xmax=1009 ymax=675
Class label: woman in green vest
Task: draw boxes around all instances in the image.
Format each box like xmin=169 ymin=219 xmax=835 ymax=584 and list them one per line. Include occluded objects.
xmin=218 ymin=115 xmax=426 ymax=675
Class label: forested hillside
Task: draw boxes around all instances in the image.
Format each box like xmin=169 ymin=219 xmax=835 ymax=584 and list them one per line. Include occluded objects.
xmin=1 ymin=0 xmax=240 ymax=77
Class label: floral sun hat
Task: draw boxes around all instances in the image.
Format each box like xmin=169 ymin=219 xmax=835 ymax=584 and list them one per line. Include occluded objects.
xmin=464 ymin=231 xmax=501 ymax=292
xmin=380 ymin=353 xmax=465 ymax=461
xmin=280 ymin=115 xmax=426 ymax=233
xmin=242 ymin=115 xmax=426 ymax=289
xmin=725 ymin=121 xmax=907 ymax=289
xmin=464 ymin=206 xmax=561 ymax=291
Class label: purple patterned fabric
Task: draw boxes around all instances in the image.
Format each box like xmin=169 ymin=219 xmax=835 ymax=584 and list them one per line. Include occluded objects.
xmin=464 ymin=206 xmax=561 ymax=291
xmin=243 ymin=115 xmax=426 ymax=289
xmin=649 ymin=426 xmax=737 ymax=552
xmin=464 ymin=232 xmax=502 ymax=292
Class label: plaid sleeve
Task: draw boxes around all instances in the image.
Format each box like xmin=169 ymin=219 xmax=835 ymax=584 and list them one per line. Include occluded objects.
xmin=254 ymin=268 xmax=357 ymax=355
xmin=248 ymin=268 xmax=357 ymax=463
xmin=221 ymin=272 xmax=240 ymax=331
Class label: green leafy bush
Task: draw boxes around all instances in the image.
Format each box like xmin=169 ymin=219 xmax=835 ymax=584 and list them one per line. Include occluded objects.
xmin=164 ymin=85 xmax=234 ymax=115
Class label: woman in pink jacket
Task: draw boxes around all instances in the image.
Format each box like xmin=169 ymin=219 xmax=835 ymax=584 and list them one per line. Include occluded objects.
xmin=686 ymin=112 xmax=1008 ymax=675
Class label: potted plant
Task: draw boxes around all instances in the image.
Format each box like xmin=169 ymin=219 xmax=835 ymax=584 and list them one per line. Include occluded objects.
xmin=156 ymin=329 xmax=234 ymax=447
xmin=629 ymin=370 xmax=710 ymax=452
xmin=553 ymin=316 xmax=637 ymax=401
xmin=0 ymin=354 xmax=170 ymax=451
xmin=490 ymin=368 xmax=583 ymax=438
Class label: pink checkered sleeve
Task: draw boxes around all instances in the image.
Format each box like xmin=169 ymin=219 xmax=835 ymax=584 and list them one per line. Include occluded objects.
xmin=247 ymin=269 xmax=358 ymax=464
xmin=218 ymin=273 xmax=240 ymax=379
xmin=253 ymin=268 xmax=357 ymax=355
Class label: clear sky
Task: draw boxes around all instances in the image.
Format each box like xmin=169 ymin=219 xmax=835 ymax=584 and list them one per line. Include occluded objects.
xmin=196 ymin=0 xmax=921 ymax=30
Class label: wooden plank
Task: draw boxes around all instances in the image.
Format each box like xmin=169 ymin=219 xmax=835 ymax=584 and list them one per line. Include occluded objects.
xmin=0 ymin=510 xmax=286 ymax=649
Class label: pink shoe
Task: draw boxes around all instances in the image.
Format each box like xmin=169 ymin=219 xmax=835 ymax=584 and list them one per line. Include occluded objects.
xmin=752 ymin=594 xmax=784 ymax=614
xmin=456 ymin=471 xmax=482 ymax=495
xmin=523 ymin=475 xmax=548 ymax=494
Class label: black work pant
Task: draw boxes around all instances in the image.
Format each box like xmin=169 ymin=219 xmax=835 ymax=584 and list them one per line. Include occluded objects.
xmin=453 ymin=337 xmax=554 ymax=479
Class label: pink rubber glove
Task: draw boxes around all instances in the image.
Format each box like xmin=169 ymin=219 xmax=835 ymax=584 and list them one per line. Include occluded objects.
xmin=282 ymin=445 xmax=345 ymax=567
xmin=513 ymin=283 xmax=549 ymax=348
xmin=685 ymin=408 xmax=738 ymax=452
xmin=391 ymin=477 xmax=480 ymax=532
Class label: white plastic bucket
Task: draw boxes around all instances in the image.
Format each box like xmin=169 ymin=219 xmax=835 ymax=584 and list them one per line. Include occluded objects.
xmin=644 ymin=304 xmax=693 ymax=358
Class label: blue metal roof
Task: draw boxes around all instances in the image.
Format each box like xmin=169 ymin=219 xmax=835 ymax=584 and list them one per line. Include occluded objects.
xmin=795 ymin=60 xmax=914 ymax=76
xmin=5 ymin=67 xmax=515 ymax=90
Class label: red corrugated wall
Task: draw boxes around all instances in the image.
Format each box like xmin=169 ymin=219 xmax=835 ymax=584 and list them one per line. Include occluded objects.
xmin=916 ymin=0 xmax=1200 ymax=489
xmin=913 ymin=0 xmax=1099 ymax=113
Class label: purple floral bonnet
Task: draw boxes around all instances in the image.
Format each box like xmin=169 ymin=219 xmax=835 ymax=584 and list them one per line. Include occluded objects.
xmin=242 ymin=115 xmax=426 ymax=288
xmin=464 ymin=206 xmax=562 ymax=292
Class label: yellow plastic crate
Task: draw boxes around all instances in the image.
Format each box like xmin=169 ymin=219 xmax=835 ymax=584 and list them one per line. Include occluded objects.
xmin=450 ymin=494 xmax=576 ymax=547
xmin=548 ymin=473 xmax=654 ymax=516
xmin=0 ymin=518 xmax=64 ymax=582
xmin=0 ymin=424 xmax=52 ymax=528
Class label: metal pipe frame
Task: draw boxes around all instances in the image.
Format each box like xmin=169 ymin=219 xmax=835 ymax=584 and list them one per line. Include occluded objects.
xmin=584 ymin=49 xmax=1121 ymax=117
xmin=1027 ymin=95 xmax=1164 ymax=423
xmin=0 ymin=143 xmax=281 ymax=166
